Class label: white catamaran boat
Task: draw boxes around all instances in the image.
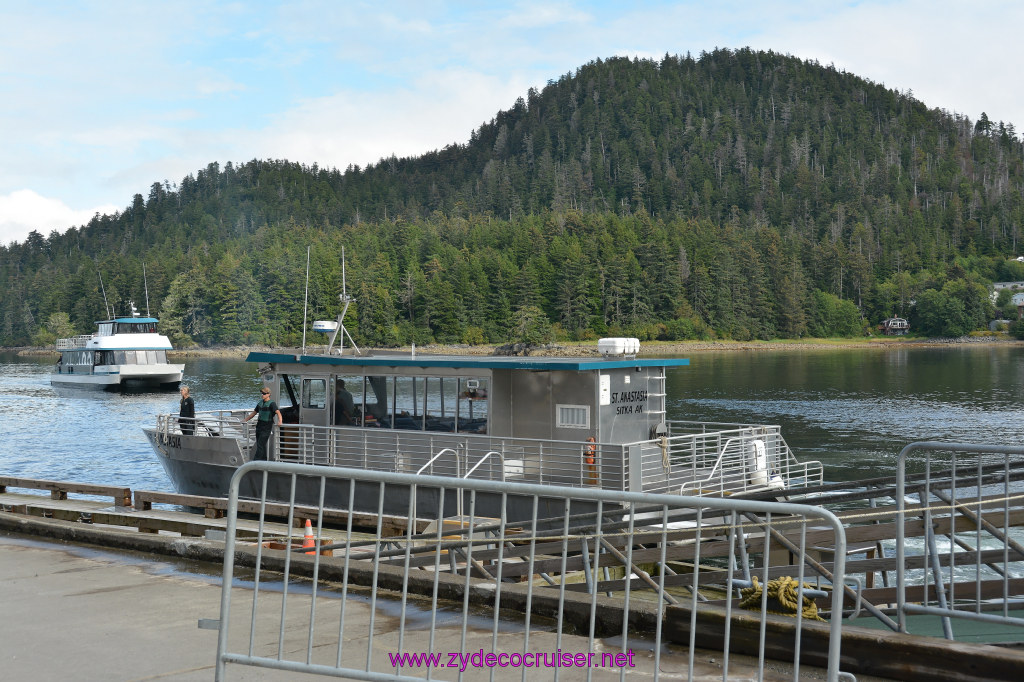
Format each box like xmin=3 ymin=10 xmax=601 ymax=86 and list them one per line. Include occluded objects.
xmin=143 ymin=289 xmax=823 ymax=520
xmin=52 ymin=304 xmax=184 ymax=390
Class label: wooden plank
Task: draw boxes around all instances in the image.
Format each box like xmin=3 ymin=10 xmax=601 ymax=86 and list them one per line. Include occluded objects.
xmin=0 ymin=476 xmax=131 ymax=507
xmin=1 ymin=491 xmax=297 ymax=539
xmin=851 ymin=577 xmax=1024 ymax=607
xmin=132 ymin=489 xmax=424 ymax=535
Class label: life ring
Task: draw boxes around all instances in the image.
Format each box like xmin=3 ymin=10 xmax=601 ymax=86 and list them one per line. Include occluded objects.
xmin=584 ymin=437 xmax=596 ymax=465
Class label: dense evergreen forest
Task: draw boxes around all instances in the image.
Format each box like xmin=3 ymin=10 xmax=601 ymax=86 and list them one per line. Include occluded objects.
xmin=5 ymin=48 xmax=1024 ymax=349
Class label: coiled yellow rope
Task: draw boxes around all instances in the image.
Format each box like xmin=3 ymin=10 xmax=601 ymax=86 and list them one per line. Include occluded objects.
xmin=738 ymin=576 xmax=824 ymax=621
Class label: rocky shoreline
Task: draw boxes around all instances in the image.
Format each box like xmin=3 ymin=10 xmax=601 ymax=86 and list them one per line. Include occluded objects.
xmin=10 ymin=333 xmax=1021 ymax=360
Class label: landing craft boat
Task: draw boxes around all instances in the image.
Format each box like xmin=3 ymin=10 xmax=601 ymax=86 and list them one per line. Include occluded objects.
xmin=52 ymin=304 xmax=184 ymax=390
xmin=143 ymin=333 xmax=823 ymax=521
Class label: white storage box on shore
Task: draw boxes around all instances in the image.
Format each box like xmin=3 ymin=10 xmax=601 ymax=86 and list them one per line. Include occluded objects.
xmin=598 ymin=337 xmax=641 ymax=356
xmin=313 ymin=320 xmax=339 ymax=333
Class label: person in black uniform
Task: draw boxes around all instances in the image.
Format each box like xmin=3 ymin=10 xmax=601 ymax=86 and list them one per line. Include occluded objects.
xmin=244 ymin=387 xmax=282 ymax=461
xmin=178 ymin=385 xmax=195 ymax=435
xmin=335 ymin=379 xmax=356 ymax=425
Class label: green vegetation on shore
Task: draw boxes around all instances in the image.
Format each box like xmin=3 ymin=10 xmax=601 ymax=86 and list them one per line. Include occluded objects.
xmin=4 ymin=49 xmax=1024 ymax=349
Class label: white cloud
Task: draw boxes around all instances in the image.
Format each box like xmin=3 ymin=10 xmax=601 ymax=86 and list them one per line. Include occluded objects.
xmin=748 ymin=0 xmax=1024 ymax=128
xmin=0 ymin=190 xmax=119 ymax=247
xmin=255 ymin=68 xmax=531 ymax=170
xmin=498 ymin=2 xmax=594 ymax=29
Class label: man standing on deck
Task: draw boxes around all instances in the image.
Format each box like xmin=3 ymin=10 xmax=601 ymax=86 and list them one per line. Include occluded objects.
xmin=178 ymin=385 xmax=195 ymax=435
xmin=244 ymin=387 xmax=282 ymax=461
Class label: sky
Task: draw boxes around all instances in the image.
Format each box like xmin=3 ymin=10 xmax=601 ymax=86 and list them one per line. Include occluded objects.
xmin=1 ymin=0 xmax=1022 ymax=246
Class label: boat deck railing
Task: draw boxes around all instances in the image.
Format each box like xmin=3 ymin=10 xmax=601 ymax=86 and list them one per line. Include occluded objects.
xmin=158 ymin=410 xmax=252 ymax=443
xmin=638 ymin=419 xmax=825 ymax=495
xmin=55 ymin=334 xmax=94 ymax=350
xmin=158 ymin=411 xmax=823 ymax=497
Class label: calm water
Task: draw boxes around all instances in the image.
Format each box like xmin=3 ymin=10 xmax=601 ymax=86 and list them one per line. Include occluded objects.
xmin=0 ymin=354 xmax=264 ymax=492
xmin=2 ymin=346 xmax=1022 ymax=491
xmin=668 ymin=345 xmax=1024 ymax=480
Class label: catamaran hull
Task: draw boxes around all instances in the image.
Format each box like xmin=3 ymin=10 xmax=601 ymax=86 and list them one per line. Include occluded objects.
xmin=143 ymin=428 xmax=597 ymax=524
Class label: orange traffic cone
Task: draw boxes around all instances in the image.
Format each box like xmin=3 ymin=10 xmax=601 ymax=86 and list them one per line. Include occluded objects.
xmin=302 ymin=519 xmax=316 ymax=554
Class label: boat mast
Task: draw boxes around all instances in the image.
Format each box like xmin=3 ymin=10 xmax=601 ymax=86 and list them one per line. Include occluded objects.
xmin=98 ymin=271 xmax=111 ymax=319
xmin=321 ymin=246 xmax=360 ymax=356
xmin=142 ymin=262 xmax=151 ymax=317
xmin=301 ymin=246 xmax=310 ymax=354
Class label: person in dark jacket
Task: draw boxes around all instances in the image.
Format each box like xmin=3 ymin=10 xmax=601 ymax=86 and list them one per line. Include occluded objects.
xmin=244 ymin=387 xmax=282 ymax=461
xmin=178 ymin=385 xmax=196 ymax=435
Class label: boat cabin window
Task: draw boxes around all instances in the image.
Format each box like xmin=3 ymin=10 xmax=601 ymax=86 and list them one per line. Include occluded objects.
xmin=333 ymin=375 xmax=361 ymax=425
xmin=302 ymin=378 xmax=327 ymax=410
xmin=102 ymin=350 xmax=168 ymax=365
xmin=61 ymin=350 xmax=95 ymax=366
xmin=97 ymin=323 xmax=114 ymax=336
xmin=458 ymin=377 xmax=488 ymax=433
xmin=557 ymin=404 xmax=590 ymax=429
xmin=329 ymin=373 xmax=488 ymax=434
xmin=115 ymin=322 xmax=157 ymax=334
xmin=363 ymin=375 xmax=394 ymax=426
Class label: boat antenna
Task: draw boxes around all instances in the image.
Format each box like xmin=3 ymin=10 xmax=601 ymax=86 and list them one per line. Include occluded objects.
xmin=301 ymin=245 xmax=310 ymax=355
xmin=142 ymin=262 xmax=151 ymax=317
xmin=322 ymin=246 xmax=360 ymax=356
xmin=339 ymin=246 xmax=360 ymax=355
xmin=98 ymin=271 xmax=111 ymax=319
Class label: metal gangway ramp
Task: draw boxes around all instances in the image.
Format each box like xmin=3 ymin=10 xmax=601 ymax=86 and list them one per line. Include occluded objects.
xmin=211 ymin=461 xmax=850 ymax=681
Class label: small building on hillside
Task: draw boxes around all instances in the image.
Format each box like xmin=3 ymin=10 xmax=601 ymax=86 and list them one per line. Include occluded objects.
xmin=1012 ymin=292 xmax=1024 ymax=318
xmin=879 ymin=317 xmax=909 ymax=335
xmin=991 ymin=281 xmax=1024 ymax=303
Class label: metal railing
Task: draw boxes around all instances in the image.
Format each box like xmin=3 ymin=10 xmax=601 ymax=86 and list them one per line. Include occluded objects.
xmin=55 ymin=334 xmax=93 ymax=350
xmin=158 ymin=410 xmax=253 ymax=443
xmin=212 ymin=461 xmax=851 ymax=681
xmin=640 ymin=422 xmax=823 ymax=496
xmin=154 ymin=413 xmax=823 ymax=498
xmin=895 ymin=442 xmax=1024 ymax=641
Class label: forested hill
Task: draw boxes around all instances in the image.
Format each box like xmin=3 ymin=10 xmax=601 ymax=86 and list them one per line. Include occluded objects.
xmin=5 ymin=48 xmax=1024 ymax=349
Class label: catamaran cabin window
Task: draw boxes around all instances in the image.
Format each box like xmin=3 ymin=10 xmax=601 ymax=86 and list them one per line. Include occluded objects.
xmin=61 ymin=350 xmax=95 ymax=365
xmin=107 ymin=350 xmax=168 ymax=365
xmin=115 ymin=322 xmax=157 ymax=334
xmin=557 ymin=404 xmax=590 ymax=429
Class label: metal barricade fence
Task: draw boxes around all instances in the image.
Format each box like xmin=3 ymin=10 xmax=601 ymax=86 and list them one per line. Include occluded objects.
xmin=213 ymin=461 xmax=850 ymax=681
xmin=896 ymin=442 xmax=1024 ymax=640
